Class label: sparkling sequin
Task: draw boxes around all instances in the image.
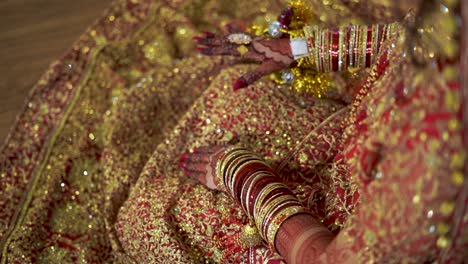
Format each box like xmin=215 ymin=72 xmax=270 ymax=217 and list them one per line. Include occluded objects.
xmin=0 ymin=0 xmax=463 ymax=263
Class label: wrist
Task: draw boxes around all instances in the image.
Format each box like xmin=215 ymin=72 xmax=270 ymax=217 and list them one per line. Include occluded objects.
xmin=275 ymin=214 xmax=334 ymax=264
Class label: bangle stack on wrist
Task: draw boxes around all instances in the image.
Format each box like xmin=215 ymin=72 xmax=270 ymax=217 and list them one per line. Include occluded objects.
xmin=216 ymin=146 xmax=309 ymax=252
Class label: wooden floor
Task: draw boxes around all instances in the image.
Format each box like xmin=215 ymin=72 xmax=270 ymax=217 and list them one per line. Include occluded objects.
xmin=0 ymin=0 xmax=113 ymax=143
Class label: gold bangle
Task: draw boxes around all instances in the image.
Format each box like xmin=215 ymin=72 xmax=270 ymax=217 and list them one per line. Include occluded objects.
xmin=242 ymin=171 xmax=275 ymax=217
xmin=338 ymin=27 xmax=346 ymax=71
xmin=371 ymin=25 xmax=378 ymax=66
xmin=224 ymin=154 xmax=261 ymax=195
xmin=227 ymin=158 xmax=267 ymax=197
xmin=349 ymin=25 xmax=356 ymax=67
xmin=258 ymin=195 xmax=299 ymax=239
xmin=266 ymin=206 xmax=308 ymax=252
xmin=360 ymin=25 xmax=367 ymax=68
xmin=256 ymin=192 xmax=288 ymax=225
xmin=258 ymin=194 xmax=299 ymax=235
xmin=241 ymin=171 xmax=265 ymax=215
xmin=324 ymin=29 xmax=330 ymax=72
xmin=261 ymin=199 xmax=302 ymax=240
xmin=215 ymin=146 xmax=247 ymax=188
xmin=253 ymin=182 xmax=288 ymax=219
xmin=219 ymin=148 xmax=251 ymax=188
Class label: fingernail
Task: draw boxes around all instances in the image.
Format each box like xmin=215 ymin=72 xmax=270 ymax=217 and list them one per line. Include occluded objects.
xmin=178 ymin=153 xmax=188 ymax=168
xmin=178 ymin=160 xmax=185 ymax=169
xmin=192 ymin=36 xmax=202 ymax=42
xmin=203 ymin=31 xmax=215 ymax=37
xmin=196 ymin=47 xmax=211 ymax=55
xmin=200 ymin=49 xmax=212 ymax=55
xmin=233 ymin=78 xmax=248 ymax=91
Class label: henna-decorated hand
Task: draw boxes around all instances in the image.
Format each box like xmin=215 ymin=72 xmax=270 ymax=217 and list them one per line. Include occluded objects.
xmin=194 ymin=27 xmax=294 ymax=90
xmin=179 ymin=145 xmax=228 ymax=191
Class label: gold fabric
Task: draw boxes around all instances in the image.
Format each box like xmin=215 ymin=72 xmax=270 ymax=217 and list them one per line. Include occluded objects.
xmin=0 ymin=0 xmax=465 ymax=263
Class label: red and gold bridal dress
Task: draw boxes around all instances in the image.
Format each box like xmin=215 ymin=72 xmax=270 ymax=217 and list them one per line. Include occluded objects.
xmin=0 ymin=0 xmax=466 ymax=263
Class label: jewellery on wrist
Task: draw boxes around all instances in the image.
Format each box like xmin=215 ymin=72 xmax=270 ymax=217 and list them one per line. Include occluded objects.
xmin=253 ymin=183 xmax=287 ymax=219
xmin=247 ymin=174 xmax=278 ymax=215
xmin=231 ymin=161 xmax=268 ymax=200
xmin=214 ymin=145 xmax=311 ymax=254
xmin=266 ymin=206 xmax=308 ymax=251
xmin=240 ymin=171 xmax=271 ymax=216
xmin=242 ymin=171 xmax=277 ymax=217
xmin=225 ymin=155 xmax=263 ymax=197
xmin=261 ymin=199 xmax=302 ymax=239
xmin=215 ymin=147 xmax=250 ymax=190
xmin=257 ymin=194 xmax=295 ymax=234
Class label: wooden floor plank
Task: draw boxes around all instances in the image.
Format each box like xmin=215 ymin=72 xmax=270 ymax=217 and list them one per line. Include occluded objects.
xmin=0 ymin=0 xmax=113 ymax=142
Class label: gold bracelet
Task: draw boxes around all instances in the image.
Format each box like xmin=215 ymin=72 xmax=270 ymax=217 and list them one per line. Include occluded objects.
xmin=242 ymin=171 xmax=275 ymax=217
xmin=258 ymin=194 xmax=299 ymax=235
xmin=324 ymin=29 xmax=331 ymax=72
xmin=256 ymin=192 xmax=289 ymax=225
xmin=371 ymin=25 xmax=379 ymax=66
xmin=224 ymin=154 xmax=262 ymax=196
xmin=258 ymin=195 xmax=299 ymax=239
xmin=227 ymin=158 xmax=267 ymax=197
xmin=261 ymin=199 xmax=302 ymax=240
xmin=215 ymin=147 xmax=247 ymax=184
xmin=360 ymin=25 xmax=367 ymax=68
xmin=253 ymin=182 xmax=288 ymax=220
xmin=338 ymin=27 xmax=346 ymax=71
xmin=266 ymin=206 xmax=308 ymax=252
xmin=349 ymin=25 xmax=356 ymax=67
xmin=218 ymin=148 xmax=251 ymax=189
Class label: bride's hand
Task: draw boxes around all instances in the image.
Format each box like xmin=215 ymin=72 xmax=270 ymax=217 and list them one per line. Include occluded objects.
xmin=179 ymin=146 xmax=228 ymax=191
xmin=194 ymin=28 xmax=294 ymax=90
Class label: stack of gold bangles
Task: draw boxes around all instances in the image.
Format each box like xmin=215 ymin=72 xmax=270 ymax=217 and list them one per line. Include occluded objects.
xmin=216 ymin=146 xmax=309 ymax=252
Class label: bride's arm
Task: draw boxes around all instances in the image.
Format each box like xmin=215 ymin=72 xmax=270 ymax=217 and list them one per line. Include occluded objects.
xmin=275 ymin=213 xmax=356 ymax=264
xmin=181 ymin=146 xmax=352 ymax=263
xmin=195 ymin=1 xmax=444 ymax=90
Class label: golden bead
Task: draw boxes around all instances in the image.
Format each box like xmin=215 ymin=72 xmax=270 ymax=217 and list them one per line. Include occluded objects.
xmin=436 ymin=222 xmax=450 ymax=234
xmin=436 ymin=236 xmax=450 ymax=248
xmin=451 ymin=171 xmax=464 ymax=186
xmin=239 ymin=224 xmax=263 ymax=247
xmin=439 ymin=201 xmax=455 ymax=216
